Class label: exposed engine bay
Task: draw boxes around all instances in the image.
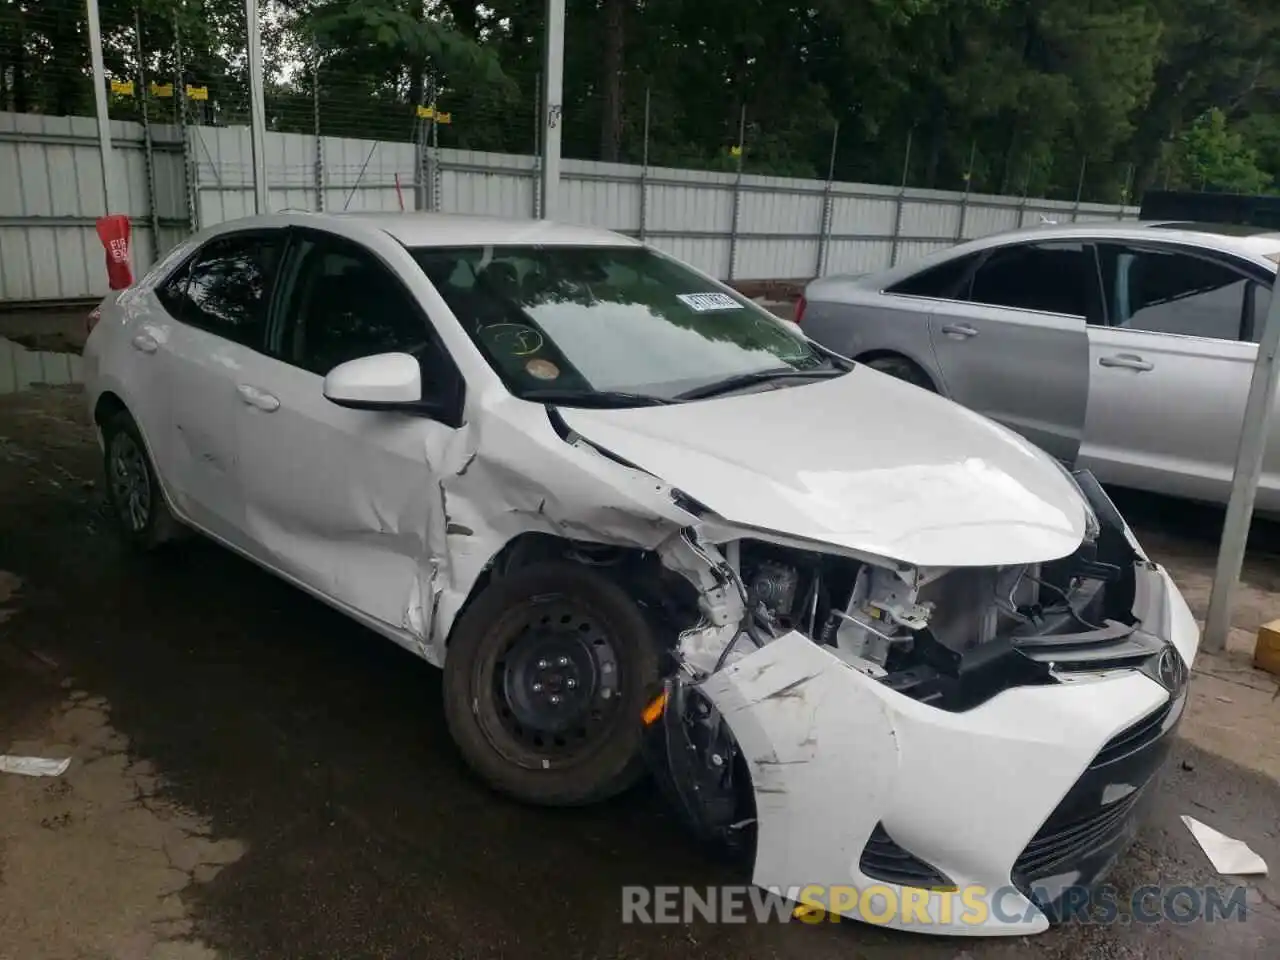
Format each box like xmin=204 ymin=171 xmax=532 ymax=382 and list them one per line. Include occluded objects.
xmin=641 ymin=469 xmax=1173 ymax=854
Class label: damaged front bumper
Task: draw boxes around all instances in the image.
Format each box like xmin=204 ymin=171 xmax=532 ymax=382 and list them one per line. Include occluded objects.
xmin=645 ymin=476 xmax=1198 ymax=936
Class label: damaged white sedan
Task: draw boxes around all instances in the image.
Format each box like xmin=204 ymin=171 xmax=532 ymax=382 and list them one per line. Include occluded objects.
xmin=83 ymin=212 xmax=1199 ymax=935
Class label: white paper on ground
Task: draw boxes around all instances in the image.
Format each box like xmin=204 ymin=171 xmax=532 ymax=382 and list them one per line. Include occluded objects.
xmin=0 ymin=755 xmax=71 ymax=777
xmin=1182 ymin=815 xmax=1269 ymax=876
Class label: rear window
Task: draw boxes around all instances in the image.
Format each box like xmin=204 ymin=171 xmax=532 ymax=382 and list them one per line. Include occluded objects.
xmin=410 ymin=245 xmax=828 ymax=400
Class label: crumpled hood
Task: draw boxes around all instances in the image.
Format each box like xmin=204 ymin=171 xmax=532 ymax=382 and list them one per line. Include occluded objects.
xmin=556 ymin=368 xmax=1088 ymax=568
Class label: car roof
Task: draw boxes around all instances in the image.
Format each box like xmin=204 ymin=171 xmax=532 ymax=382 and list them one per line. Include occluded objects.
xmin=214 ymin=211 xmax=642 ymax=249
xmin=855 ymin=218 xmax=1280 ymax=290
xmin=943 ymin=220 xmax=1280 ymax=256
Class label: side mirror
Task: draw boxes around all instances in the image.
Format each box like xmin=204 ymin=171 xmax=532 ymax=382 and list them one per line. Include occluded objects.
xmin=323 ymin=352 xmax=423 ymax=410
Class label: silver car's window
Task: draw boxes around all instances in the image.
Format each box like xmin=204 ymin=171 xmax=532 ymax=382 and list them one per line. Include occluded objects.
xmin=1096 ymin=244 xmax=1249 ymax=341
xmin=410 ymin=245 xmax=829 ymax=400
xmin=886 ymin=253 xmax=979 ymax=299
xmin=966 ymin=242 xmax=1095 ymax=318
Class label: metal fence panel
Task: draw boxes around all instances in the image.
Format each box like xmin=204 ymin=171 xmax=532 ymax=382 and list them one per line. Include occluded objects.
xmin=1 ymin=111 xmax=1140 ymax=303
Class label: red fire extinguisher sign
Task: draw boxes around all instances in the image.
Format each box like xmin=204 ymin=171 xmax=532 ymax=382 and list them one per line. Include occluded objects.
xmin=95 ymin=215 xmax=134 ymax=290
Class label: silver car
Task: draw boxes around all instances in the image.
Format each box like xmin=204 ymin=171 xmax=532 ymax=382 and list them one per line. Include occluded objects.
xmin=799 ymin=221 xmax=1280 ymax=511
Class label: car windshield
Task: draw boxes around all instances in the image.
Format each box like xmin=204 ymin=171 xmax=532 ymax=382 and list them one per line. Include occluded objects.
xmin=409 ymin=244 xmax=835 ymax=402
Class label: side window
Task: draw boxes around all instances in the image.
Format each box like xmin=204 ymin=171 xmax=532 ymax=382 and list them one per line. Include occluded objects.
xmin=164 ymin=233 xmax=281 ymax=348
xmin=1097 ymin=244 xmax=1249 ymax=341
xmin=278 ymin=234 xmax=450 ymax=386
xmin=967 ymin=242 xmax=1096 ymax=318
xmin=887 ymin=254 xmax=978 ymax=299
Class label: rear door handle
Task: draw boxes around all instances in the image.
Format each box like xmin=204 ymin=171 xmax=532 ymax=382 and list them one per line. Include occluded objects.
xmin=941 ymin=323 xmax=978 ymax=339
xmin=131 ymin=333 xmax=158 ymax=354
xmin=1099 ymin=354 xmax=1154 ymax=372
xmin=237 ymin=384 xmax=281 ymax=412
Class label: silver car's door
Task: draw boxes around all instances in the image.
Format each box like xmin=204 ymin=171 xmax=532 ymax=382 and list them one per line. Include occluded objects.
xmin=1080 ymin=241 xmax=1278 ymax=508
xmin=926 ymin=240 xmax=1095 ymax=463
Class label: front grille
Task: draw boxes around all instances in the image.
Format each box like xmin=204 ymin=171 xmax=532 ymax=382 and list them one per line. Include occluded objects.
xmin=1014 ymin=788 xmax=1142 ymax=881
xmin=860 ymin=823 xmax=954 ymax=889
xmin=1093 ymin=699 xmax=1173 ymax=767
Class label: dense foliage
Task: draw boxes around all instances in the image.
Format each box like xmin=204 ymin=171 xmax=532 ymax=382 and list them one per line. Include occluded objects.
xmin=2 ymin=0 xmax=1277 ymax=201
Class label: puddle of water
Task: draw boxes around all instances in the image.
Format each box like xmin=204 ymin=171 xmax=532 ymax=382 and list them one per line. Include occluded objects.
xmin=0 ymin=337 xmax=84 ymax=395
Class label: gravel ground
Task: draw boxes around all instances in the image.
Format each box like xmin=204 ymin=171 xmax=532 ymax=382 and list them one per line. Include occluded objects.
xmin=1 ymin=381 xmax=1279 ymax=960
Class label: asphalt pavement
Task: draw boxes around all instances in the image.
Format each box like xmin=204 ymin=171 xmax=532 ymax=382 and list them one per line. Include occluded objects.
xmin=2 ymin=382 xmax=1279 ymax=960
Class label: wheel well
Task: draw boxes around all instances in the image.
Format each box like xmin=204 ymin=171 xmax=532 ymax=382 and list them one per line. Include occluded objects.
xmin=852 ymin=350 xmax=935 ymax=387
xmin=93 ymin=391 xmax=128 ymax=428
xmin=443 ymin=532 xmax=693 ymax=648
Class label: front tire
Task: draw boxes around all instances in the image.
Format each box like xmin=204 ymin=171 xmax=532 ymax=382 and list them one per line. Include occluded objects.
xmin=101 ymin=410 xmax=181 ymax=551
xmin=443 ymin=562 xmax=660 ymax=806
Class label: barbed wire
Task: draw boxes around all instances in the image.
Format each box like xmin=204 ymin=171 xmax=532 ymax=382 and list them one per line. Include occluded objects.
xmin=1 ymin=4 xmax=1181 ymax=208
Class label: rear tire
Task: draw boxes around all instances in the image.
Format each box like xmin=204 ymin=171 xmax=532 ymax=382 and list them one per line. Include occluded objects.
xmin=866 ymin=355 xmax=936 ymax=392
xmin=443 ymin=561 xmax=660 ymax=807
xmin=101 ymin=410 xmax=182 ymax=551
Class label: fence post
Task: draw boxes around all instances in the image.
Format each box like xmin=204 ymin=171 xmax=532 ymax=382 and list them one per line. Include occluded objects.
xmin=313 ymin=40 xmax=324 ymax=211
xmin=955 ymin=140 xmax=976 ymax=243
xmin=639 ymin=87 xmax=650 ymax=242
xmin=889 ymin=129 xmax=912 ymax=267
xmin=135 ymin=7 xmax=160 ymax=250
xmin=531 ymin=71 xmax=542 ymax=219
xmin=1118 ymin=163 xmax=1134 ymax=219
xmin=175 ymin=14 xmax=199 ymax=233
xmin=1017 ymin=160 xmax=1030 ymax=227
xmin=429 ymin=112 xmax=441 ymax=211
xmin=727 ymin=105 xmax=746 ymax=281
xmin=1071 ymin=157 xmax=1087 ymax=222
xmin=815 ymin=120 xmax=838 ymax=277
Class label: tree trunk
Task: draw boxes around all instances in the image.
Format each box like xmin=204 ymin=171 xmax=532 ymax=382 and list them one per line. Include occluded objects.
xmin=13 ymin=16 xmax=29 ymax=112
xmin=599 ymin=0 xmax=625 ymax=162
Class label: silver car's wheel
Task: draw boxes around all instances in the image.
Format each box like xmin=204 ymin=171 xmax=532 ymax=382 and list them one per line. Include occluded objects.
xmin=100 ymin=410 xmax=182 ymax=551
xmin=866 ymin=355 xmax=936 ymax=392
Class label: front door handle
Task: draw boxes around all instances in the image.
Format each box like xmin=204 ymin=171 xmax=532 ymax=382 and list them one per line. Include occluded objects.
xmin=1099 ymin=354 xmax=1154 ymax=372
xmin=131 ymin=333 xmax=158 ymax=354
xmin=941 ymin=323 xmax=979 ymax=339
xmin=237 ymin=384 xmax=281 ymax=412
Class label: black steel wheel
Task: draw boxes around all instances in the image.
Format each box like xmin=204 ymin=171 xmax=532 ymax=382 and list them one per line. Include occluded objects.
xmin=443 ymin=561 xmax=659 ymax=806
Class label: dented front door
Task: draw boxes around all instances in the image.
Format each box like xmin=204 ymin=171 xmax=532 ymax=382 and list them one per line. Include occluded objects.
xmin=232 ymin=229 xmax=459 ymax=644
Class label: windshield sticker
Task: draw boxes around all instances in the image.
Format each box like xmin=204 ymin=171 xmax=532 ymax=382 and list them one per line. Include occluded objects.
xmin=525 ymin=358 xmax=560 ymax=381
xmin=677 ymin=292 xmax=744 ymax=313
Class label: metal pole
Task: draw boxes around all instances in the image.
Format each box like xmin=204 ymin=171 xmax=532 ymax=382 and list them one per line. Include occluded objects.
xmin=135 ymin=7 xmax=160 ymax=250
xmin=728 ymin=104 xmax=747 ymax=281
xmin=639 ymin=87 xmax=650 ymax=242
xmin=175 ymin=11 xmax=198 ymax=233
xmin=86 ymin=0 xmax=122 ymax=212
xmin=889 ymin=129 xmax=913 ymax=267
xmin=955 ymin=139 xmax=976 ymax=242
xmin=245 ymin=0 xmax=270 ymax=214
xmin=1204 ymin=282 xmax=1280 ymax=651
xmin=816 ymin=120 xmax=838 ymax=276
xmin=539 ymin=0 xmax=565 ymax=220
xmin=313 ymin=39 xmax=324 ymax=211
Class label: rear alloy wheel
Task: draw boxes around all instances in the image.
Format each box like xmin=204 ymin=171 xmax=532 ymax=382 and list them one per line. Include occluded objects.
xmin=867 ymin=355 xmax=936 ymax=392
xmin=101 ymin=411 xmax=181 ymax=551
xmin=443 ymin=562 xmax=659 ymax=806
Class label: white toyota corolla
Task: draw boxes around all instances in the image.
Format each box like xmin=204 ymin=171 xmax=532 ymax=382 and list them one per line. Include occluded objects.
xmin=84 ymin=212 xmax=1199 ymax=934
